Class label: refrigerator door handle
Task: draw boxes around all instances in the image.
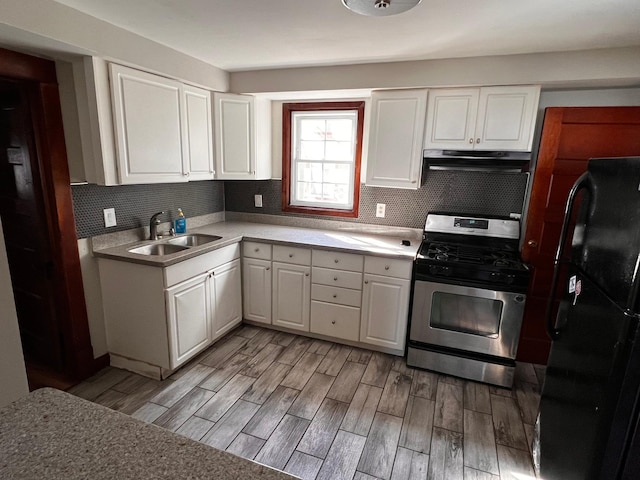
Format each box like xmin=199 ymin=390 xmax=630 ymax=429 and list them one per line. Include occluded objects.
xmin=546 ymin=172 xmax=592 ymax=339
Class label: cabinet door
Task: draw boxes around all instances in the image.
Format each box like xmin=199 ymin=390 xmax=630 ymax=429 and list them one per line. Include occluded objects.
xmin=213 ymin=93 xmax=256 ymax=180
xmin=475 ymin=86 xmax=540 ymax=151
xmin=272 ymin=262 xmax=310 ymax=332
xmin=360 ymin=274 xmax=410 ymax=350
xmin=166 ymin=273 xmax=210 ymax=368
xmin=366 ymin=89 xmax=427 ymax=189
xmin=109 ymin=63 xmax=187 ymax=184
xmin=424 ymin=88 xmax=479 ymax=150
xmin=242 ymin=258 xmax=272 ymax=324
xmin=183 ymin=85 xmax=214 ymax=180
xmin=211 ymin=259 xmax=243 ymax=339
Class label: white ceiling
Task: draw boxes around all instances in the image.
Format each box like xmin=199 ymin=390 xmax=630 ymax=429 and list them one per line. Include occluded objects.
xmin=52 ymin=0 xmax=640 ymax=72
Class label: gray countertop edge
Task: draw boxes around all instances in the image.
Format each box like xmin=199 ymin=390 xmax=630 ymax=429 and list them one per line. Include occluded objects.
xmin=93 ymin=220 xmax=421 ymax=267
xmin=0 ymin=388 xmax=295 ymax=480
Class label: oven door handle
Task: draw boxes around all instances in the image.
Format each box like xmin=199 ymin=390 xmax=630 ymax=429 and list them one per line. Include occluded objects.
xmin=545 ymin=172 xmax=592 ymax=339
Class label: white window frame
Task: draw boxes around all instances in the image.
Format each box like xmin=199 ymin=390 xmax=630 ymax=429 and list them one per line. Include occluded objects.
xmin=289 ymin=110 xmax=358 ymax=210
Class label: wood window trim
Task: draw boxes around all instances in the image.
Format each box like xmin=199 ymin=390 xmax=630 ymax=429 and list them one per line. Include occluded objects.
xmin=282 ymin=101 xmax=364 ymax=218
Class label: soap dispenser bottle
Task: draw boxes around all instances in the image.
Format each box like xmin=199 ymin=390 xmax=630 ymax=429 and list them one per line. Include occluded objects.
xmin=174 ymin=208 xmax=186 ymax=234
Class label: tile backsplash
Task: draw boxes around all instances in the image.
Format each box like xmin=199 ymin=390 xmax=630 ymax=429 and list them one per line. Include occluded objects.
xmin=224 ymin=170 xmax=529 ymax=229
xmin=71 ymin=181 xmax=224 ymax=238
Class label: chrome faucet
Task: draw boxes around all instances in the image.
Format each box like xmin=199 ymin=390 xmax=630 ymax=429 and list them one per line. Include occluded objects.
xmin=149 ymin=211 xmax=165 ymax=240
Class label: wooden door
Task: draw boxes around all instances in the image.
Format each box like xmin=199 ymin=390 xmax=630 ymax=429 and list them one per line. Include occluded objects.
xmin=520 ymin=107 xmax=640 ymax=364
xmin=0 ymin=80 xmax=63 ymax=369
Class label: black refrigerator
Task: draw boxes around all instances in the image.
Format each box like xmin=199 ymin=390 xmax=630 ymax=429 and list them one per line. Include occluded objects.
xmin=537 ymin=157 xmax=640 ymax=479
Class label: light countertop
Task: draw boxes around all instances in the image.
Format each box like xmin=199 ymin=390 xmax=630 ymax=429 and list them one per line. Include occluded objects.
xmin=93 ymin=220 xmax=421 ymax=267
xmin=0 ymin=388 xmax=295 ymax=480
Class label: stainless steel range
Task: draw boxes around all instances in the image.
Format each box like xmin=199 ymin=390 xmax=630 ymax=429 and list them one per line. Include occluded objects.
xmin=407 ymin=213 xmax=530 ymax=388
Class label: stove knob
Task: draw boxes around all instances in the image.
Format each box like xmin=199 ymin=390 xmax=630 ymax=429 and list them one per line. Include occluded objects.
xmin=490 ymin=272 xmax=501 ymax=282
xmin=443 ymin=267 xmax=452 ymax=276
xmin=506 ymin=274 xmax=515 ymax=285
xmin=429 ymin=265 xmax=438 ymax=275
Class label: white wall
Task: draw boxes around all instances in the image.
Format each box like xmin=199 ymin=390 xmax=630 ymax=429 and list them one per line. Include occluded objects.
xmin=0 ymin=218 xmax=29 ymax=407
xmin=231 ymin=47 xmax=640 ymax=94
xmin=0 ymin=0 xmax=228 ymax=91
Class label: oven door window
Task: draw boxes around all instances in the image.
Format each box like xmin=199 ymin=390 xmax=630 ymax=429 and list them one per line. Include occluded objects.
xmin=430 ymin=292 xmax=503 ymax=338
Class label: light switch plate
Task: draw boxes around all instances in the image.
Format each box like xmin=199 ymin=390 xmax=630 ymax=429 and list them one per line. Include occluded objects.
xmin=376 ymin=203 xmax=386 ymax=218
xmin=254 ymin=194 xmax=263 ymax=208
xmin=103 ymin=208 xmax=116 ymax=227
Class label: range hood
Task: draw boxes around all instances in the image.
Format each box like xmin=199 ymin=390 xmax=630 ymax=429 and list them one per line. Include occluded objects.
xmin=423 ymin=149 xmax=531 ymax=172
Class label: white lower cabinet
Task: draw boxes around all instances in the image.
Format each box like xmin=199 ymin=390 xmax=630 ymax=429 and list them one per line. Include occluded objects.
xmin=360 ymin=273 xmax=411 ymax=350
xmin=99 ymin=243 xmax=241 ymax=379
xmin=211 ymin=259 xmax=242 ymax=338
xmin=166 ymin=272 xmax=211 ymax=367
xmin=272 ymin=261 xmax=310 ymax=332
xmin=310 ymin=300 xmax=360 ymax=341
xmin=242 ymin=258 xmax=272 ymax=324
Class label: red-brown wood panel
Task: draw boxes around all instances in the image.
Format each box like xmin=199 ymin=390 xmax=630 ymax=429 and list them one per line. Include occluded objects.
xmin=519 ymin=106 xmax=640 ymax=364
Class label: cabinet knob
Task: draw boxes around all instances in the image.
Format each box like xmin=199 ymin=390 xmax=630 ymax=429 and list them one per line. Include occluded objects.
xmin=411 ymin=180 xmax=417 ymax=184
xmin=305 ymin=273 xmax=309 ymax=277
xmin=476 ymin=138 xmax=480 ymax=144
xmin=331 ymin=320 xmax=336 ymax=325
xmin=255 ymin=248 xmax=260 ymax=252
xmin=183 ymin=172 xmax=189 ymax=176
xmin=333 ymin=294 xmax=337 ymax=298
xmin=469 ymin=138 xmax=473 ymax=144
xmin=364 ymin=280 xmax=369 ymax=284
xmin=266 ymin=267 xmax=270 ymax=271
xmin=289 ymin=253 xmax=294 ymax=258
xmin=334 ymin=276 xmax=338 ymax=281
xmin=385 ymin=265 xmax=390 ymax=270
xmin=527 ymin=240 xmax=538 ymax=247
xmin=334 ymin=259 xmax=339 ymax=263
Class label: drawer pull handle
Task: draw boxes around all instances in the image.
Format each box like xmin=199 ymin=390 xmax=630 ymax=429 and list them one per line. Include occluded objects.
xmin=333 ymin=294 xmax=337 ymax=298
xmin=334 ymin=259 xmax=339 ymax=263
xmin=289 ymin=253 xmax=294 ymax=258
xmin=364 ymin=280 xmax=369 ymax=284
xmin=331 ymin=320 xmax=336 ymax=325
xmin=334 ymin=276 xmax=338 ymax=281
xmin=385 ymin=265 xmax=390 ymax=270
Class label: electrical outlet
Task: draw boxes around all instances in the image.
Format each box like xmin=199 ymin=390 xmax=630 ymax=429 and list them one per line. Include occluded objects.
xmin=254 ymin=194 xmax=263 ymax=208
xmin=103 ymin=208 xmax=116 ymax=228
xmin=376 ymin=203 xmax=386 ymax=218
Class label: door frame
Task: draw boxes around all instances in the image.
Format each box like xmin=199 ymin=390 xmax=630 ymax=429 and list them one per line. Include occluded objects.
xmin=0 ymin=47 xmax=98 ymax=381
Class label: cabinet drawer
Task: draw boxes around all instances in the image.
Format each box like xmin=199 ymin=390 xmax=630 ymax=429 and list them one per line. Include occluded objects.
xmin=312 ymin=267 xmax=362 ymax=290
xmin=311 ymin=300 xmax=360 ymax=342
xmin=273 ymin=245 xmax=311 ymax=266
xmin=165 ymin=243 xmax=240 ymax=287
xmin=243 ymin=241 xmax=272 ymax=260
xmin=365 ymin=256 xmax=413 ymax=279
xmin=313 ymin=249 xmax=363 ymax=272
xmin=311 ymin=284 xmax=361 ymax=308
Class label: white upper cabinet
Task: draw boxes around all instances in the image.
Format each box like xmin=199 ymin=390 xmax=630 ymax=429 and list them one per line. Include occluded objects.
xmin=213 ymin=93 xmax=271 ymax=180
xmin=110 ymin=63 xmax=187 ymax=184
xmin=182 ymin=85 xmax=214 ymax=181
xmin=366 ymin=89 xmax=428 ymax=189
xmin=424 ymin=86 xmax=540 ymax=151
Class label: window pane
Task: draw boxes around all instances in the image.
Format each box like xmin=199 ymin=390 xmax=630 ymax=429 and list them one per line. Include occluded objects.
xmin=323 ymin=163 xmax=350 ymax=184
xmin=325 ymin=141 xmax=353 ymax=161
xmin=323 ymin=183 xmax=349 ymax=204
xmin=300 ymin=141 xmax=324 ymax=160
xmin=296 ymin=182 xmax=323 ymax=202
xmin=326 ymin=118 xmax=353 ymax=141
xmin=297 ymin=162 xmax=323 ymax=182
xmin=299 ymin=119 xmax=326 ymax=141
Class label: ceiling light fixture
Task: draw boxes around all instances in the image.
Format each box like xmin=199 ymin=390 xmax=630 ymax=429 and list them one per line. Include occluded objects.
xmin=341 ymin=0 xmax=422 ymax=17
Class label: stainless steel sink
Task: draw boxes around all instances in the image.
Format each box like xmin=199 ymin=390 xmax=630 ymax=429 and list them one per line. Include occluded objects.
xmin=166 ymin=234 xmax=222 ymax=247
xmin=128 ymin=243 xmax=189 ymax=256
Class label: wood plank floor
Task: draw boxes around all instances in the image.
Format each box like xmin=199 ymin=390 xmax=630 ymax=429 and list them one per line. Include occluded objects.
xmin=68 ymin=326 xmax=542 ymax=480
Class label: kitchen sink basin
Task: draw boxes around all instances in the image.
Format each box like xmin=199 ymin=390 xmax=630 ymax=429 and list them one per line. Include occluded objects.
xmin=166 ymin=234 xmax=222 ymax=247
xmin=128 ymin=243 xmax=189 ymax=256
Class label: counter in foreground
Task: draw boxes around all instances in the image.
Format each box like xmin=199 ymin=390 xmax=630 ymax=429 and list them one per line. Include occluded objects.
xmin=0 ymin=388 xmax=295 ymax=480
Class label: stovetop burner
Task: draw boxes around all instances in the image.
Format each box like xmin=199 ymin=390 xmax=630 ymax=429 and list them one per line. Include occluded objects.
xmin=420 ymin=242 xmax=525 ymax=269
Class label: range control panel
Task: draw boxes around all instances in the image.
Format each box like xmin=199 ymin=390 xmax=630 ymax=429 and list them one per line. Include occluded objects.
xmin=454 ymin=218 xmax=489 ymax=230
